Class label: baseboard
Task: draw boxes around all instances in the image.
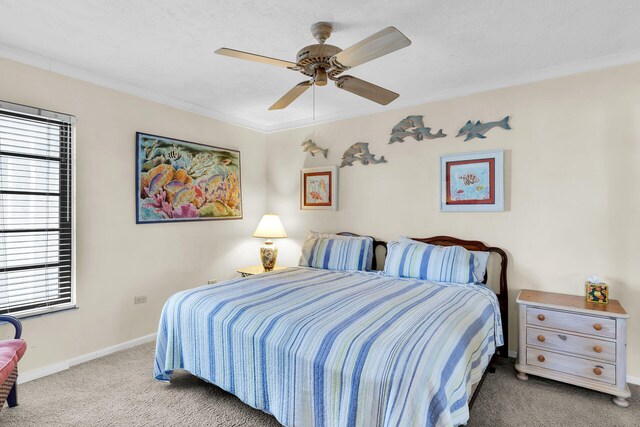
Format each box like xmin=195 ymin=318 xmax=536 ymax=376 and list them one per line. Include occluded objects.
xmin=16 ymin=361 xmax=70 ymax=385
xmin=506 ymin=350 xmax=640 ymax=385
xmin=627 ymin=375 xmax=640 ymax=386
xmin=18 ymin=333 xmax=156 ymax=384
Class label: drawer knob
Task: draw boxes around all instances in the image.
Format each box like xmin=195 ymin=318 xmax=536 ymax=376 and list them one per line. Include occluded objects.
xmin=593 ymin=345 xmax=603 ymax=353
xmin=593 ymin=323 xmax=603 ymax=331
xmin=593 ymin=367 xmax=603 ymax=376
xmin=537 ymin=314 xmax=545 ymax=321
xmin=537 ymin=355 xmax=545 ymax=362
xmin=537 ymin=335 xmax=545 ymax=342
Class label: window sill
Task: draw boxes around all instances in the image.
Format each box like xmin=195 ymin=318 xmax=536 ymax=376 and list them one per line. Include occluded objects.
xmin=9 ymin=305 xmax=79 ymax=321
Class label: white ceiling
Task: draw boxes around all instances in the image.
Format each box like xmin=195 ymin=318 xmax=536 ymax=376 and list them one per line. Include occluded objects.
xmin=1 ymin=0 xmax=640 ymax=132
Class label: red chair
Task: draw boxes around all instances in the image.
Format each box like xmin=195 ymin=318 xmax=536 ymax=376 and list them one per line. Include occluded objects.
xmin=0 ymin=315 xmax=26 ymax=410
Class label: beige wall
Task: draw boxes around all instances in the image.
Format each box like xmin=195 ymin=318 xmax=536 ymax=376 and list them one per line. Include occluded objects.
xmin=0 ymin=58 xmax=268 ymax=372
xmin=1 ymin=55 xmax=638 ymax=381
xmin=266 ymin=63 xmax=640 ymax=378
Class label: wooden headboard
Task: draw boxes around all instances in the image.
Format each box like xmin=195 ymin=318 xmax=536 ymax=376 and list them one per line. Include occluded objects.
xmin=338 ymin=233 xmax=509 ymax=358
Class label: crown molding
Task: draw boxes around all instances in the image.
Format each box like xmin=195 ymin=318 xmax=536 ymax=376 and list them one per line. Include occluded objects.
xmin=0 ymin=42 xmax=263 ymax=132
xmin=2 ymin=42 xmax=640 ymax=134
xmin=258 ymin=48 xmax=640 ymax=133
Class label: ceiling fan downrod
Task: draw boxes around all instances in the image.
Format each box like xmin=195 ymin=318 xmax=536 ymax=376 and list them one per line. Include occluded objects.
xmin=310 ymin=22 xmax=332 ymax=86
xmin=311 ymin=22 xmax=333 ymax=44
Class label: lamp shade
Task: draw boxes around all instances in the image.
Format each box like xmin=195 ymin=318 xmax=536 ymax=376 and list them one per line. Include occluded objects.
xmin=253 ymin=214 xmax=287 ymax=239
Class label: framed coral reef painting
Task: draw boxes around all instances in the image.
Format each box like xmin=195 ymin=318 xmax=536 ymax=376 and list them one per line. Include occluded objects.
xmin=440 ymin=150 xmax=504 ymax=212
xmin=300 ymin=166 xmax=337 ymax=210
xmin=136 ymin=132 xmax=242 ymax=223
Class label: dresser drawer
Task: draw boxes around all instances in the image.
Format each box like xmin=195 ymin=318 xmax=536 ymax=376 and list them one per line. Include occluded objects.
xmin=526 ymin=327 xmax=616 ymax=362
xmin=526 ymin=348 xmax=616 ymax=385
xmin=527 ymin=307 xmax=615 ymax=339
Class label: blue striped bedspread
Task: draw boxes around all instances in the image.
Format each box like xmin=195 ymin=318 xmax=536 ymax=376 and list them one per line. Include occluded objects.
xmin=154 ymin=267 xmax=503 ymax=427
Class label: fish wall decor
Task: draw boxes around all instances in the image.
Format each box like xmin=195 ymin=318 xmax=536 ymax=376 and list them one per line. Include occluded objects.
xmin=456 ymin=116 xmax=511 ymax=141
xmin=301 ymin=139 xmax=329 ymax=158
xmin=389 ymin=115 xmax=446 ymax=143
xmin=339 ymin=143 xmax=387 ymax=167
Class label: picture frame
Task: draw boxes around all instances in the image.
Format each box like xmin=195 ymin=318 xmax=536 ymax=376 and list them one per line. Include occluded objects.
xmin=586 ymin=281 xmax=609 ymax=304
xmin=440 ymin=149 xmax=504 ymax=212
xmin=300 ymin=166 xmax=338 ymax=210
xmin=136 ymin=132 xmax=242 ymax=223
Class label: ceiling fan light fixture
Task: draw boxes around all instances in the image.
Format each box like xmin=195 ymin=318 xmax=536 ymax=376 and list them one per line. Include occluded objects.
xmin=314 ymin=68 xmax=328 ymax=86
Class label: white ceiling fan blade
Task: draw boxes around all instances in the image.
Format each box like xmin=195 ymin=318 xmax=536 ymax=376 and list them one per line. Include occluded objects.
xmin=269 ymin=81 xmax=313 ymax=110
xmin=215 ymin=48 xmax=297 ymax=68
xmin=331 ymin=27 xmax=411 ymax=70
xmin=334 ymin=76 xmax=399 ymax=105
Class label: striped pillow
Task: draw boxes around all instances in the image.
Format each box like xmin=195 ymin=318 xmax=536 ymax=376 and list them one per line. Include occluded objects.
xmin=383 ymin=241 xmax=476 ymax=284
xmin=307 ymin=231 xmax=374 ymax=270
xmin=398 ymin=237 xmax=485 ymax=282
xmin=299 ymin=235 xmax=373 ymax=271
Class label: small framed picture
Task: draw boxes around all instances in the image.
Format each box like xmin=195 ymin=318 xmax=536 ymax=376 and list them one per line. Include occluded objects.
xmin=586 ymin=282 xmax=608 ymax=304
xmin=300 ymin=166 xmax=337 ymax=210
xmin=440 ymin=149 xmax=504 ymax=212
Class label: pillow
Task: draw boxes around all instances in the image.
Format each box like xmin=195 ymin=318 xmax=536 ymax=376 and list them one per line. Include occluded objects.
xmin=299 ymin=233 xmax=373 ymax=271
xmin=306 ymin=231 xmax=374 ymax=270
xmin=399 ymin=237 xmax=487 ymax=283
xmin=384 ymin=240 xmax=476 ymax=284
xmin=470 ymin=251 xmax=490 ymax=283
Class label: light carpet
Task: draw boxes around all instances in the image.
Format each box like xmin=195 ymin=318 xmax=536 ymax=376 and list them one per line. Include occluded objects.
xmin=1 ymin=342 xmax=637 ymax=426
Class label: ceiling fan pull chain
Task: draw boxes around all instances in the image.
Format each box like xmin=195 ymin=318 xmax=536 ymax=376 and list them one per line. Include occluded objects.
xmin=313 ymin=83 xmax=315 ymax=121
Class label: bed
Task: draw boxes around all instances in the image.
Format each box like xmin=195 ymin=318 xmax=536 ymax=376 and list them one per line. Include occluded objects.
xmin=154 ymin=234 xmax=508 ymax=427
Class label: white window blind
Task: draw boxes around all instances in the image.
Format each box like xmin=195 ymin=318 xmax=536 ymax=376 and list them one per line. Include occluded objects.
xmin=0 ymin=101 xmax=75 ymax=317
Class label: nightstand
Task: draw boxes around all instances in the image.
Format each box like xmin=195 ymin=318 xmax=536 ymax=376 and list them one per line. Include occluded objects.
xmin=515 ymin=289 xmax=630 ymax=407
xmin=237 ymin=265 xmax=287 ymax=277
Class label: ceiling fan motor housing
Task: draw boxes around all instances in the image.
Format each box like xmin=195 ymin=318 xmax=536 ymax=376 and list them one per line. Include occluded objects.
xmin=296 ymin=44 xmax=344 ymax=82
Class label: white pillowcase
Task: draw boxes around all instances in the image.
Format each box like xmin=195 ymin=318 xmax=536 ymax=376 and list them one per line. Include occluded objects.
xmin=470 ymin=251 xmax=490 ymax=283
xmin=398 ymin=237 xmax=488 ymax=283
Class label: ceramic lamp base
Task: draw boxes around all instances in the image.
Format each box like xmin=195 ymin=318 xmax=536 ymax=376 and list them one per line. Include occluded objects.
xmin=260 ymin=240 xmax=278 ymax=271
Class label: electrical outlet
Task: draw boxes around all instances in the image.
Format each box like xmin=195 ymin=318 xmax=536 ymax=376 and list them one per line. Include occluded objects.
xmin=208 ymin=279 xmax=218 ymax=285
xmin=134 ymin=295 xmax=147 ymax=304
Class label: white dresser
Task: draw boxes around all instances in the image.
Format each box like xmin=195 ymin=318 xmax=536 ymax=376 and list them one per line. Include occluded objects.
xmin=515 ymin=289 xmax=630 ymax=407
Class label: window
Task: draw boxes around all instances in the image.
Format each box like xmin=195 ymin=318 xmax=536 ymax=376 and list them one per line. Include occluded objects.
xmin=0 ymin=101 xmax=75 ymax=317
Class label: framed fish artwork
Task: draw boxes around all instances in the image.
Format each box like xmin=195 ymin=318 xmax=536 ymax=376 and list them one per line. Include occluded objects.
xmin=440 ymin=150 xmax=504 ymax=212
xmin=300 ymin=166 xmax=338 ymax=210
xmin=136 ymin=132 xmax=242 ymax=223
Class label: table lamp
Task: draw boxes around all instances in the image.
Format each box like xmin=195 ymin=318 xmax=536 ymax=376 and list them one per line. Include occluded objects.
xmin=253 ymin=214 xmax=287 ymax=271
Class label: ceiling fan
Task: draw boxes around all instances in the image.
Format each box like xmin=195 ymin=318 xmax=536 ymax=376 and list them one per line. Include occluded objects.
xmin=215 ymin=22 xmax=411 ymax=110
